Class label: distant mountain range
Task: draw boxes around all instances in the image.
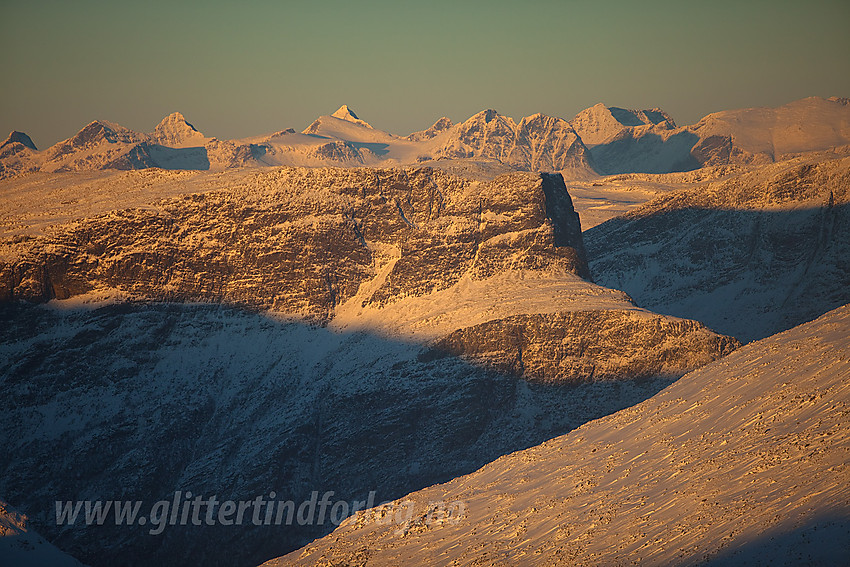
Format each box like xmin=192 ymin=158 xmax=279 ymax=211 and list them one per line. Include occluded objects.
xmin=3 ymin=96 xmax=849 ymax=179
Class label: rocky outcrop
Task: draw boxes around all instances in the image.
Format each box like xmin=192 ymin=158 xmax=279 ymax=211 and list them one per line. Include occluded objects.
xmin=433 ymin=110 xmax=595 ymax=172
xmin=421 ymin=310 xmax=740 ymax=383
xmin=510 ymin=113 xmax=593 ymax=171
xmin=434 ymin=109 xmax=518 ymax=162
xmin=0 ymin=167 xmax=590 ymax=318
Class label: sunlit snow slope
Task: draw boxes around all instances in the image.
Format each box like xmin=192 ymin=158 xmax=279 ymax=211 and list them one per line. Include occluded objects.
xmin=268 ymin=302 xmax=850 ymax=567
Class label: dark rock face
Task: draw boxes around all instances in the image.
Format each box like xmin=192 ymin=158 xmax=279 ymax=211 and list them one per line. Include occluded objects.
xmin=1 ymin=130 xmax=37 ymax=151
xmin=421 ymin=310 xmax=740 ymax=383
xmin=0 ymin=167 xmax=590 ymax=318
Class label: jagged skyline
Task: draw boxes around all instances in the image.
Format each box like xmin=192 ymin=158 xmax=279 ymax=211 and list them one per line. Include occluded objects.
xmin=2 ymin=0 xmax=849 ymax=148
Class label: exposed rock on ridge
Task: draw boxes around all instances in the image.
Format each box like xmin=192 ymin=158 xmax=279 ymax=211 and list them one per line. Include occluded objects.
xmin=0 ymin=167 xmax=590 ymax=319
xmin=422 ymin=310 xmax=740 ymax=383
xmin=433 ymin=110 xmax=594 ymax=172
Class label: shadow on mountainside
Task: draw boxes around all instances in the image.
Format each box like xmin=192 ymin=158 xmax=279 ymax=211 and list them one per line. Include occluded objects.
xmin=585 ymin=203 xmax=850 ymax=342
xmin=588 ymin=130 xmax=701 ymax=174
xmin=146 ymin=144 xmax=211 ymax=170
xmin=703 ymin=512 xmax=850 ymax=566
xmin=0 ymin=301 xmax=675 ymax=567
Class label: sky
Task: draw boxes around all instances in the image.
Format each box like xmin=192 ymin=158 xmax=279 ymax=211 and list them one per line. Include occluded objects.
xmin=1 ymin=0 xmax=849 ymax=148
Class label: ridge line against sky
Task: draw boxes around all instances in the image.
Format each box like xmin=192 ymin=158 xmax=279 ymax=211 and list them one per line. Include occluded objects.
xmin=2 ymin=0 xmax=849 ymax=148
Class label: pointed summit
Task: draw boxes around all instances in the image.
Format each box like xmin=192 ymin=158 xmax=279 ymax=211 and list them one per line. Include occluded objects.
xmin=329 ymin=105 xmax=373 ymax=129
xmin=152 ymin=112 xmax=206 ymax=146
xmin=332 ymin=105 xmax=359 ymax=121
xmin=1 ymin=131 xmax=37 ymax=151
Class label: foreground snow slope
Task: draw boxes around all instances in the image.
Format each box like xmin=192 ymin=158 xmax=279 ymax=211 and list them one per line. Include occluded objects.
xmin=268 ymin=302 xmax=850 ymax=567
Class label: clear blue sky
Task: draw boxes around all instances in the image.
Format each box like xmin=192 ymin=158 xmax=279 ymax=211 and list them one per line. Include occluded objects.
xmin=2 ymin=0 xmax=849 ymax=147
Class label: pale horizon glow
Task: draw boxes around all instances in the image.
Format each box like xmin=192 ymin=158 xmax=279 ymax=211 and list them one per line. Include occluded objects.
xmin=1 ymin=0 xmax=849 ymax=148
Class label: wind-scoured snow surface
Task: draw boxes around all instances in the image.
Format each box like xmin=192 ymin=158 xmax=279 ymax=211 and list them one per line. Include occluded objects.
xmin=267 ymin=302 xmax=850 ymax=567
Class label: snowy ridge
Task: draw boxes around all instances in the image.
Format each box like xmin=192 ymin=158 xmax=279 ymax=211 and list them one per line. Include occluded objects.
xmin=3 ymin=97 xmax=848 ymax=179
xmin=691 ymin=96 xmax=850 ymax=158
xmin=586 ymin=150 xmax=850 ymax=341
xmin=267 ymin=302 xmax=850 ymax=567
xmin=582 ymin=96 xmax=850 ymax=174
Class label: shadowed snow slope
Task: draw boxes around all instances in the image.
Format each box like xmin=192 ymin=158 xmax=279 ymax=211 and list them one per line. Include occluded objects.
xmin=0 ymin=499 xmax=86 ymax=567
xmin=586 ymin=151 xmax=850 ymax=342
xmin=0 ymin=300 xmax=717 ymax=567
xmin=266 ymin=302 xmax=850 ymax=567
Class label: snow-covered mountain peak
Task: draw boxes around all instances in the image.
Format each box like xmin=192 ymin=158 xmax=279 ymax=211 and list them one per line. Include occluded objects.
xmin=151 ymin=111 xmax=206 ymax=146
xmin=68 ymin=119 xmax=141 ymax=146
xmin=570 ymin=103 xmax=676 ymax=147
xmin=332 ymin=104 xmax=358 ymax=120
xmin=476 ymin=109 xmax=501 ymax=123
xmin=689 ymin=96 xmax=850 ymax=158
xmin=405 ymin=116 xmax=453 ymax=141
xmin=330 ymin=104 xmax=373 ymax=129
xmin=1 ymin=130 xmax=37 ymax=151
